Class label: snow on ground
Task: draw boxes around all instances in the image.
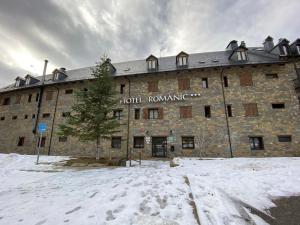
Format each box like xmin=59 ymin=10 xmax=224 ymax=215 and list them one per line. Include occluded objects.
xmin=0 ymin=154 xmax=299 ymax=225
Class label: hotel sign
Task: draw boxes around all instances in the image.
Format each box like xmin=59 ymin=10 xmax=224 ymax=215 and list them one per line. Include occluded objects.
xmin=120 ymin=93 xmax=201 ymax=104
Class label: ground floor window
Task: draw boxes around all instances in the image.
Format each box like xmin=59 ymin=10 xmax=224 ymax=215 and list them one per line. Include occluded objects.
xmin=278 ymin=135 xmax=292 ymax=142
xmin=182 ymin=136 xmax=195 ymax=149
xmin=134 ymin=136 xmax=144 ymax=148
xmin=17 ymin=137 xmax=25 ymax=146
xmin=249 ymin=137 xmax=264 ymax=150
xmin=111 ymin=137 xmax=121 ymax=148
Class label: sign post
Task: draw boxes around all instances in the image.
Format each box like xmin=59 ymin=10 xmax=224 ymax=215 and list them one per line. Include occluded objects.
xmin=36 ymin=122 xmax=47 ymax=165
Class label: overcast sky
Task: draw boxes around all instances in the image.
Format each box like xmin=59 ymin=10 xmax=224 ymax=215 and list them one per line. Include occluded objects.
xmin=0 ymin=0 xmax=299 ymax=86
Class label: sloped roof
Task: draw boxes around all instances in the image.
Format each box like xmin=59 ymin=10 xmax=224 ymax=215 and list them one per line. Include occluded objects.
xmin=0 ymin=47 xmax=285 ymax=93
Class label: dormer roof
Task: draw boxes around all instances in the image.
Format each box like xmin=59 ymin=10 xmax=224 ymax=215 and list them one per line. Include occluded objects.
xmin=146 ymin=54 xmax=158 ymax=61
xmin=176 ymin=51 xmax=189 ymax=58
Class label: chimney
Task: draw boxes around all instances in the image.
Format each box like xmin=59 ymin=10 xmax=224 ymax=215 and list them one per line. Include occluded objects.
xmin=42 ymin=59 xmax=48 ymax=84
xmin=226 ymin=40 xmax=238 ymax=51
xmin=60 ymin=67 xmax=66 ymax=73
xmin=240 ymin=41 xmax=246 ymax=48
xmin=263 ymin=36 xmax=274 ymax=52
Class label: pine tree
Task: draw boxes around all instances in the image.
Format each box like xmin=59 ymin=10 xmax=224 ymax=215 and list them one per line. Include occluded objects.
xmin=58 ymin=57 xmax=120 ymax=160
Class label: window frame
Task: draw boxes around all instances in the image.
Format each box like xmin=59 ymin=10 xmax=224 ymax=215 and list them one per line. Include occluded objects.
xmin=202 ymin=78 xmax=208 ymax=88
xmin=272 ymin=103 xmax=285 ymax=109
xmin=265 ymin=73 xmax=278 ymax=79
xmin=120 ymin=84 xmax=125 ymax=94
xmin=113 ymin=109 xmax=123 ymax=120
xmin=17 ymin=137 xmax=25 ymax=147
xmin=223 ymin=76 xmax=229 ymax=87
xmin=204 ymin=105 xmax=211 ymax=118
xmin=249 ymin=136 xmax=264 ymax=150
xmin=148 ymin=60 xmax=157 ymax=70
xmin=297 ymin=45 xmax=300 ymax=55
xmin=277 ymin=135 xmax=292 ymax=143
xmin=182 ymin=136 xmax=195 ymax=149
xmin=227 ymin=104 xmax=233 ymax=117
xmin=65 ymin=89 xmax=73 ymax=94
xmin=42 ymin=113 xmax=51 ymax=118
xmin=177 ymin=56 xmax=188 ymax=67
xmin=148 ymin=108 xmax=159 ymax=119
xmin=133 ymin=136 xmax=144 ymax=148
xmin=237 ymin=51 xmax=247 ymax=61
xmin=134 ymin=108 xmax=140 ymax=120
xmin=111 ymin=137 xmax=122 ymax=149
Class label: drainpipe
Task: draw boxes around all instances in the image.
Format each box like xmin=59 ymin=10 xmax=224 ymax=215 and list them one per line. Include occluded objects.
xmin=125 ymin=76 xmax=131 ymax=160
xmin=48 ymin=86 xmax=60 ymax=155
xmin=33 ymin=59 xmax=48 ymax=134
xmin=219 ymin=68 xmax=233 ymax=158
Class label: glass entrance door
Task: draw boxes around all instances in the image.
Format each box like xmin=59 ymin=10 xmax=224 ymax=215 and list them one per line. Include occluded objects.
xmin=152 ymin=137 xmax=167 ymax=157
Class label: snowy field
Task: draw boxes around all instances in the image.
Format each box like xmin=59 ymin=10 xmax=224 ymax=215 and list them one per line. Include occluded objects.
xmin=0 ymin=154 xmax=300 ymax=225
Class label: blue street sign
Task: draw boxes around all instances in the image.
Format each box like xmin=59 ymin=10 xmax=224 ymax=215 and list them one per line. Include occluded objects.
xmin=37 ymin=122 xmax=47 ymax=133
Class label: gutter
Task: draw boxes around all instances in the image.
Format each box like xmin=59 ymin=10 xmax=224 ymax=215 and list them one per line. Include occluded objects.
xmin=125 ymin=76 xmax=131 ymax=160
xmin=48 ymin=86 xmax=60 ymax=155
xmin=219 ymin=68 xmax=233 ymax=158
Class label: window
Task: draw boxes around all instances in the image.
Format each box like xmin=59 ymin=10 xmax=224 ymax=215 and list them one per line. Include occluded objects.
xmin=278 ymin=135 xmax=292 ymax=142
xmin=15 ymin=79 xmax=20 ymax=87
xmin=3 ymin=97 xmax=10 ymax=105
xmin=36 ymin=93 xmax=40 ymax=102
xmin=177 ymin=56 xmax=188 ymax=66
xmin=148 ymin=60 xmax=157 ymax=70
xmin=65 ymin=89 xmax=73 ymax=94
xmin=202 ymin=78 xmax=208 ymax=88
xmin=62 ymin=112 xmax=71 ymax=117
xmin=24 ymin=115 xmax=28 ymax=119
xmin=272 ymin=103 xmax=285 ymax=109
xmin=223 ymin=76 xmax=229 ymax=87
xmin=148 ymin=108 xmax=158 ymax=119
xmin=182 ymin=137 xmax=194 ymax=149
xmin=204 ymin=105 xmax=211 ymax=118
xmin=32 ymin=114 xmax=36 ymax=119
xmin=237 ymin=51 xmax=247 ymax=60
xmin=148 ymin=81 xmax=158 ymax=92
xmin=14 ymin=95 xmax=21 ymax=104
xmin=37 ymin=137 xmax=46 ymax=147
xmin=249 ymin=137 xmax=264 ymax=150
xmin=134 ymin=136 xmax=144 ymax=148
xmin=42 ymin=113 xmax=50 ymax=118
xmin=0 ymin=116 xmax=5 ymax=121
xmin=297 ymin=45 xmax=300 ymax=55
xmin=180 ymin=106 xmax=192 ymax=118
xmin=178 ymin=78 xmax=190 ymax=90
xmin=239 ymin=73 xmax=253 ymax=86
xmin=120 ymin=84 xmax=125 ymax=94
xmin=227 ymin=105 xmax=232 ymax=117
xmin=59 ymin=137 xmax=67 ymax=142
xmin=46 ymin=91 xmax=53 ymax=101
xmin=25 ymin=78 xmax=30 ymax=85
xmin=281 ymin=45 xmax=288 ymax=56
xmin=111 ymin=137 xmax=121 ymax=148
xmin=265 ymin=73 xmax=278 ymax=79
xmin=113 ymin=110 xmax=123 ymax=120
xmin=244 ymin=103 xmax=258 ymax=117
xmin=17 ymin=137 xmax=25 ymax=146
xmin=134 ymin=108 xmax=140 ymax=120
xmin=28 ymin=94 xmax=32 ymax=103
xmin=12 ymin=115 xmax=17 ymax=120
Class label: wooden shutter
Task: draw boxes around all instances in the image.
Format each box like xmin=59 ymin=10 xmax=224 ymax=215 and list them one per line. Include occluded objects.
xmin=180 ymin=106 xmax=192 ymax=118
xmin=148 ymin=81 xmax=158 ymax=92
xmin=239 ymin=73 xmax=253 ymax=86
xmin=158 ymin=107 xmax=164 ymax=119
xmin=143 ymin=108 xmax=148 ymax=119
xmin=244 ymin=103 xmax=258 ymax=117
xmin=178 ymin=78 xmax=190 ymax=90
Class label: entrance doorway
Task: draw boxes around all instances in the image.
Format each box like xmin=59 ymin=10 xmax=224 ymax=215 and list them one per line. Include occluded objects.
xmin=152 ymin=137 xmax=167 ymax=157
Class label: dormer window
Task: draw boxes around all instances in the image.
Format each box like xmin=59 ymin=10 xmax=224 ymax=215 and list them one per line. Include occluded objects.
xmin=15 ymin=79 xmax=20 ymax=87
xmin=281 ymin=45 xmax=288 ymax=56
xmin=176 ymin=51 xmax=189 ymax=67
xmin=148 ymin=60 xmax=156 ymax=70
xmin=25 ymin=78 xmax=30 ymax=85
xmin=237 ymin=51 xmax=247 ymax=61
xmin=53 ymin=73 xmax=59 ymax=80
xmin=297 ymin=45 xmax=300 ymax=55
xmin=178 ymin=56 xmax=188 ymax=66
xmin=146 ymin=55 xmax=158 ymax=71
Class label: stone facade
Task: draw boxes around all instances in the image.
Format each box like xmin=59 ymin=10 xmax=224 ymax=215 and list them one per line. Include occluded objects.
xmin=1 ymin=62 xmax=300 ymax=158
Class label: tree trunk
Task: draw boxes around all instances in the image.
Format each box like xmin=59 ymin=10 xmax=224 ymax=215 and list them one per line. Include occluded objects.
xmin=96 ymin=136 xmax=100 ymax=160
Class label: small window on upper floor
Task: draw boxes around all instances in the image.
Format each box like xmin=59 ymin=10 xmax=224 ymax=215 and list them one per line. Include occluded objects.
xmin=272 ymin=103 xmax=285 ymax=109
xmin=148 ymin=60 xmax=157 ymax=70
xmin=0 ymin=116 xmax=5 ymax=121
xmin=280 ymin=45 xmax=288 ymax=56
xmin=120 ymin=84 xmax=125 ymax=94
xmin=202 ymin=78 xmax=208 ymax=88
xmin=42 ymin=113 xmax=51 ymax=118
xmin=113 ymin=110 xmax=123 ymax=120
xmin=3 ymin=97 xmax=10 ymax=105
xmin=25 ymin=78 xmax=30 ymax=85
xmin=265 ymin=73 xmax=278 ymax=79
xmin=223 ymin=76 xmax=229 ymax=87
xmin=12 ymin=115 xmax=18 ymax=120
xmin=237 ymin=51 xmax=247 ymax=61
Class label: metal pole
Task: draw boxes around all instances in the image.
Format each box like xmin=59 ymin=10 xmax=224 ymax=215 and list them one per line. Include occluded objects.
xmin=36 ymin=132 xmax=42 ymax=164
